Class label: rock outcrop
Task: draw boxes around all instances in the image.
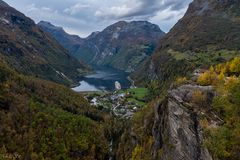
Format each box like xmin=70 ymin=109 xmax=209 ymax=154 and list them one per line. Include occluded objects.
xmin=152 ymin=85 xmax=214 ymax=160
xmin=115 ymin=84 xmax=216 ymax=160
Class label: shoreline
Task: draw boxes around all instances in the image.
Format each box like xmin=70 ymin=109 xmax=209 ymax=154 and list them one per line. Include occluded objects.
xmin=71 ymin=68 xmax=135 ymax=92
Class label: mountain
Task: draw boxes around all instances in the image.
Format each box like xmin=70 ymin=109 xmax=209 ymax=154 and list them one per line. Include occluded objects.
xmin=0 ymin=1 xmax=90 ymax=86
xmin=158 ymin=0 xmax=240 ymax=52
xmin=38 ymin=21 xmax=165 ymax=72
xmin=1 ymin=0 xmax=240 ymax=159
xmin=38 ymin=21 xmax=84 ymax=55
xmin=133 ymin=0 xmax=240 ymax=86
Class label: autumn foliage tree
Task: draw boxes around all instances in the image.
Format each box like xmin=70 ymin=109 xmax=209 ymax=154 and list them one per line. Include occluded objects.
xmin=198 ymin=66 xmax=218 ymax=85
xmin=197 ymin=58 xmax=240 ymax=160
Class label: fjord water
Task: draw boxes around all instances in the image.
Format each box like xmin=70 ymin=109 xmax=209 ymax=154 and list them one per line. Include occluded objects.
xmin=72 ymin=67 xmax=131 ymax=92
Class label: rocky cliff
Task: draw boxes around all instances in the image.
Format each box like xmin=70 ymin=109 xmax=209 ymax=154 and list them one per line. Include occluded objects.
xmin=116 ymin=83 xmax=218 ymax=160
xmin=152 ymin=85 xmax=215 ymax=160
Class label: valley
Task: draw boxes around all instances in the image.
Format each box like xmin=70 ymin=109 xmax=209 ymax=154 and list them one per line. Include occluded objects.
xmin=0 ymin=0 xmax=240 ymax=159
xmin=38 ymin=21 xmax=165 ymax=73
xmin=71 ymin=66 xmax=148 ymax=119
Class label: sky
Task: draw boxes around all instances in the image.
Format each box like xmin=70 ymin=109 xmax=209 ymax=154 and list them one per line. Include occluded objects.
xmin=4 ymin=0 xmax=193 ymax=37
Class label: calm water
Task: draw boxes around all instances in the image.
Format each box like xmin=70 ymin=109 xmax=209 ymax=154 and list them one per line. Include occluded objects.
xmin=72 ymin=67 xmax=131 ymax=92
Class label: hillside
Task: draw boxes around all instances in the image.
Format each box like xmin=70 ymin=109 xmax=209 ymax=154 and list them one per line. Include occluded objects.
xmin=159 ymin=0 xmax=240 ymax=52
xmin=0 ymin=1 xmax=90 ymax=86
xmin=133 ymin=0 xmax=240 ymax=87
xmin=0 ymin=55 xmax=111 ymax=159
xmin=38 ymin=21 xmax=165 ymax=72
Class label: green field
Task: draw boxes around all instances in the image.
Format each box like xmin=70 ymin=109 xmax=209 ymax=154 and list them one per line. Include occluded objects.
xmin=126 ymin=88 xmax=148 ymax=99
xmin=119 ymin=88 xmax=149 ymax=106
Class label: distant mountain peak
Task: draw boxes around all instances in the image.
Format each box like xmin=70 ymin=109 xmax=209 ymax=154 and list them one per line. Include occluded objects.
xmin=104 ymin=20 xmax=162 ymax=33
xmin=113 ymin=20 xmax=128 ymax=25
xmin=38 ymin=21 xmax=63 ymax=31
xmin=39 ymin=20 xmax=165 ymax=72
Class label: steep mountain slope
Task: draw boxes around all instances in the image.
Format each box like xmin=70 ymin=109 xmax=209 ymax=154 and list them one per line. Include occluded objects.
xmin=0 ymin=55 xmax=110 ymax=159
xmin=133 ymin=0 xmax=240 ymax=86
xmin=159 ymin=0 xmax=240 ymax=52
xmin=0 ymin=0 xmax=90 ymax=86
xmin=38 ymin=21 xmax=165 ymax=72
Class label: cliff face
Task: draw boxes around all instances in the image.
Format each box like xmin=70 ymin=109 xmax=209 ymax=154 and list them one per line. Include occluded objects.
xmin=116 ymin=84 xmax=217 ymax=160
xmin=152 ymin=85 xmax=214 ymax=160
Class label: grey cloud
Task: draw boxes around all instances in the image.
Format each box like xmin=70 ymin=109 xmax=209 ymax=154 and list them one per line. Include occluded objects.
xmin=167 ymin=0 xmax=192 ymax=10
xmin=94 ymin=0 xmax=192 ymax=20
xmin=4 ymin=0 xmax=192 ymax=36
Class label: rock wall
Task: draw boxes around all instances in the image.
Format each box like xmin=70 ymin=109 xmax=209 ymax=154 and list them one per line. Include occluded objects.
xmin=152 ymin=85 xmax=213 ymax=160
xmin=115 ymin=84 xmax=215 ymax=160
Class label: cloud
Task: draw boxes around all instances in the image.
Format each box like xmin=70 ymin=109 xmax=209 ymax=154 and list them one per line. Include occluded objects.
xmin=150 ymin=6 xmax=189 ymax=32
xmin=64 ymin=3 xmax=90 ymax=15
xmin=94 ymin=0 xmax=192 ymax=20
xmin=94 ymin=0 xmax=159 ymax=20
xmin=4 ymin=0 xmax=193 ymax=37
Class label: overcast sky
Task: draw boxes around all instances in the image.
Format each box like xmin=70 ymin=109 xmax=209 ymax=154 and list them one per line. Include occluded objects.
xmin=4 ymin=0 xmax=193 ymax=37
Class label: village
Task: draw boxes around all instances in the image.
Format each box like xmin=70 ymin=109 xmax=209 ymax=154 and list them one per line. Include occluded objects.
xmin=84 ymin=81 xmax=148 ymax=118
